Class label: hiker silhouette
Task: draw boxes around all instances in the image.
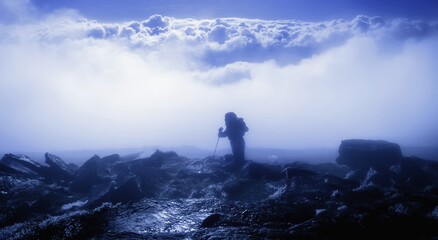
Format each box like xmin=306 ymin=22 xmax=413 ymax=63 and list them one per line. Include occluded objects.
xmin=218 ymin=112 xmax=249 ymax=163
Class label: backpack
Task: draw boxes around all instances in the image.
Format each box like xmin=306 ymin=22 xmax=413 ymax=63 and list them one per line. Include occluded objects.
xmin=238 ymin=118 xmax=249 ymax=136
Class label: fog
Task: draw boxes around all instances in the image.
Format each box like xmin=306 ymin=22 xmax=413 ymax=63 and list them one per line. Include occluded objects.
xmin=1 ymin=6 xmax=438 ymax=152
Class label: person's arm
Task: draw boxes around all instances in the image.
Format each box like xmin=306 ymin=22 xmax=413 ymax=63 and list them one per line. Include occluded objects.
xmin=218 ymin=127 xmax=228 ymax=138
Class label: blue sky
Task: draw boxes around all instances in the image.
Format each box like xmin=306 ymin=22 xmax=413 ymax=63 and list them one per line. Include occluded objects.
xmin=0 ymin=0 xmax=437 ymax=152
xmin=30 ymin=0 xmax=438 ymax=21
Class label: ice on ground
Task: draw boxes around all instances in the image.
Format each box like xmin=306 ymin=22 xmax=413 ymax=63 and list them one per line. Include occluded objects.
xmin=315 ymin=209 xmax=326 ymax=216
xmin=428 ymin=206 xmax=438 ymax=219
xmin=61 ymin=200 xmax=88 ymax=210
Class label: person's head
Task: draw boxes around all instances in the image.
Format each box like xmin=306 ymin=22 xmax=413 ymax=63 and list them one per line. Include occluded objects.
xmin=225 ymin=112 xmax=237 ymax=124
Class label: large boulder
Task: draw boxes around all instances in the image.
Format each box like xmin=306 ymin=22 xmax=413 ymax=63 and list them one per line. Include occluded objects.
xmin=284 ymin=161 xmax=350 ymax=178
xmin=0 ymin=162 xmax=24 ymax=175
xmin=245 ymin=162 xmax=283 ymax=181
xmin=200 ymin=213 xmax=221 ymax=228
xmin=86 ymin=177 xmax=143 ymax=209
xmin=0 ymin=154 xmax=42 ymax=175
xmin=1 ymin=153 xmax=76 ymax=184
xmin=101 ymin=154 xmax=121 ymax=165
xmin=397 ymin=156 xmax=438 ymax=191
xmin=112 ymin=162 xmax=133 ymax=184
xmin=70 ymin=155 xmax=111 ymax=193
xmin=126 ymin=150 xmax=177 ymax=197
xmin=43 ymin=153 xmax=74 ymax=183
xmin=336 ymin=139 xmax=402 ymax=172
xmin=45 ymin=153 xmax=75 ymax=174
xmin=30 ymin=191 xmax=71 ymax=214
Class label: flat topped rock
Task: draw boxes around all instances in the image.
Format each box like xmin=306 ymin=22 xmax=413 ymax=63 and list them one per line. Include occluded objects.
xmin=336 ymin=139 xmax=402 ymax=171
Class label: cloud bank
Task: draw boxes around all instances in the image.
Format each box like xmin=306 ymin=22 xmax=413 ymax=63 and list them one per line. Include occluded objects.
xmin=1 ymin=5 xmax=438 ymax=152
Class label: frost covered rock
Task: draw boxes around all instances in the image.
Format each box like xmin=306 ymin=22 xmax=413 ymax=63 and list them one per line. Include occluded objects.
xmin=43 ymin=153 xmax=74 ymax=183
xmin=0 ymin=154 xmax=42 ymax=175
xmin=45 ymin=153 xmax=74 ymax=174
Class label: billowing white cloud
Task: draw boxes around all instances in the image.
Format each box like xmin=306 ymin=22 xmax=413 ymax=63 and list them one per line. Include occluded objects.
xmin=1 ymin=5 xmax=438 ymax=152
xmin=3 ymin=13 xmax=436 ymax=68
xmin=194 ymin=62 xmax=251 ymax=85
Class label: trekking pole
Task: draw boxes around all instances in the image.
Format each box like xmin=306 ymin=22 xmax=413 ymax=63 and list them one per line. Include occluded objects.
xmin=213 ymin=137 xmax=220 ymax=157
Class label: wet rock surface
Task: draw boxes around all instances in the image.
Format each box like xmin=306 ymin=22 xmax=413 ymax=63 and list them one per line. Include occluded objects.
xmin=0 ymin=140 xmax=437 ymax=239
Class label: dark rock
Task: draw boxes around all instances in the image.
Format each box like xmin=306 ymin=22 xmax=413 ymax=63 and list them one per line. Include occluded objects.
xmin=0 ymin=154 xmax=41 ymax=175
xmin=200 ymin=213 xmax=221 ymax=228
xmin=31 ymin=191 xmax=70 ymax=214
xmin=281 ymin=173 xmax=358 ymax=203
xmin=222 ymin=179 xmax=276 ymax=201
xmin=285 ymin=162 xmax=350 ymax=178
xmin=9 ymin=202 xmax=32 ymax=224
xmin=3 ymin=140 xmax=438 ymax=239
xmin=45 ymin=153 xmax=71 ymax=173
xmin=282 ymin=167 xmax=317 ymax=187
xmin=150 ymin=150 xmax=178 ymax=161
xmin=0 ymin=154 xmax=72 ymax=184
xmin=112 ymin=162 xmax=131 ymax=182
xmin=336 ymin=139 xmax=402 ymax=172
xmin=223 ymin=160 xmax=245 ymax=172
xmin=132 ymin=150 xmax=178 ymax=169
xmin=397 ymin=157 xmax=438 ymax=190
xmin=70 ymin=155 xmax=111 ymax=193
xmin=125 ymin=151 xmax=177 ymax=197
xmin=87 ymin=177 xmax=143 ymax=209
xmin=128 ymin=151 xmax=169 ymax=170
xmin=283 ymin=167 xmax=317 ymax=177
xmin=67 ymin=163 xmax=79 ymax=172
xmin=245 ymin=162 xmax=283 ymax=181
xmin=0 ymin=162 xmax=24 ymax=175
xmin=136 ymin=167 xmax=168 ymax=197
xmin=101 ymin=154 xmax=121 ymax=165
xmin=43 ymin=153 xmax=74 ymax=183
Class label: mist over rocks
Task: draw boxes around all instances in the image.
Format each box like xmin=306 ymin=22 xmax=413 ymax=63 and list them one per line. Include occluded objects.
xmin=2 ymin=12 xmax=438 ymax=152
xmin=0 ymin=140 xmax=437 ymax=239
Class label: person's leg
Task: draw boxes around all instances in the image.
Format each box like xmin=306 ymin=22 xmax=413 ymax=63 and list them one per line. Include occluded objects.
xmin=232 ymin=138 xmax=245 ymax=163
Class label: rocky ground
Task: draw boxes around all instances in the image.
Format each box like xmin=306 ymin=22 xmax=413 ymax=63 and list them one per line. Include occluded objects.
xmin=0 ymin=139 xmax=438 ymax=239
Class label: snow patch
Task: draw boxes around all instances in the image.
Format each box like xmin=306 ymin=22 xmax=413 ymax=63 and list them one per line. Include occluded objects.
xmin=61 ymin=200 xmax=88 ymax=210
xmin=428 ymin=206 xmax=438 ymax=219
xmin=364 ymin=167 xmax=377 ymax=183
xmin=331 ymin=189 xmax=340 ymax=198
xmin=390 ymin=203 xmax=409 ymax=215
xmin=345 ymin=170 xmax=355 ymax=179
xmin=17 ymin=155 xmax=41 ymax=167
xmin=268 ymin=185 xmax=286 ymax=199
xmin=315 ymin=209 xmax=326 ymax=215
xmin=337 ymin=205 xmax=347 ymax=211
